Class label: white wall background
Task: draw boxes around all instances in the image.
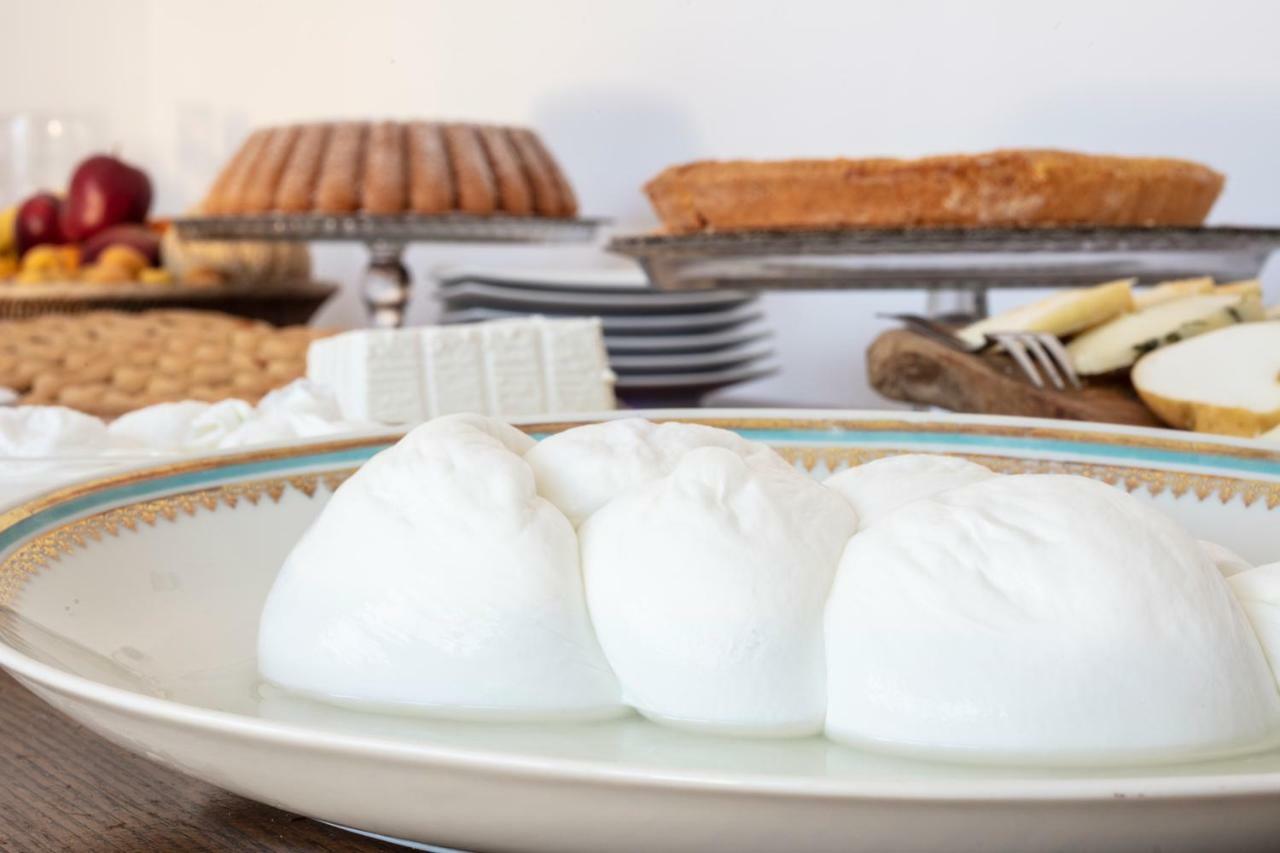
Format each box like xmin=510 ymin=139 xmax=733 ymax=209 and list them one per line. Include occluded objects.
xmin=6 ymin=0 xmax=1279 ymax=406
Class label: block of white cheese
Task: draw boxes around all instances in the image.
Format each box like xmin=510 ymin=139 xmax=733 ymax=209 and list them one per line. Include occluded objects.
xmin=308 ymin=317 xmax=615 ymax=423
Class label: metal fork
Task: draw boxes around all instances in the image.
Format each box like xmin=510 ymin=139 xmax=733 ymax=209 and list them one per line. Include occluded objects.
xmin=881 ymin=313 xmax=1082 ymax=390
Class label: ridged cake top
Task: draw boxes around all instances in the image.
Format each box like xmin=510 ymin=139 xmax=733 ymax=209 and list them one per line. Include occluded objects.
xmin=201 ymin=121 xmax=577 ymax=218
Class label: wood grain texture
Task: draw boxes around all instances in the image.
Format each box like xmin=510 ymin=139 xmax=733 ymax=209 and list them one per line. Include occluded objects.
xmin=0 ymin=671 xmax=391 ymax=851
xmin=868 ymin=328 xmax=1161 ymax=426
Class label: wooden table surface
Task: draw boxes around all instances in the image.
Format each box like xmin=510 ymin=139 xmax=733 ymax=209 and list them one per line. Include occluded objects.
xmin=0 ymin=669 xmax=392 ymax=852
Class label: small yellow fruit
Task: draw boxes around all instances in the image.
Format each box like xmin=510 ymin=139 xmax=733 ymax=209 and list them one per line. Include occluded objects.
xmin=58 ymin=245 xmax=81 ymax=272
xmin=0 ymin=206 xmax=16 ymax=256
xmin=21 ymin=245 xmax=66 ymax=276
xmin=0 ymin=254 xmax=17 ymax=280
xmin=97 ymin=245 xmax=148 ymax=275
xmin=16 ymin=270 xmax=54 ymax=285
xmin=138 ymin=267 xmax=174 ymax=286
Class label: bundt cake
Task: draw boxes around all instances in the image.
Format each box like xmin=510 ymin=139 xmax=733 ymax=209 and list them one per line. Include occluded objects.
xmin=201 ymin=121 xmax=578 ymax=218
xmin=644 ymin=150 xmax=1224 ymax=234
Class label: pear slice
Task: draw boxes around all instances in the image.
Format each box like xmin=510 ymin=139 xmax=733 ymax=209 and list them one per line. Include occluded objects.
xmin=1133 ymin=277 xmax=1215 ymax=310
xmin=1066 ymin=294 xmax=1263 ymax=376
xmin=1131 ymin=321 xmax=1280 ymax=436
xmin=1217 ymin=279 xmax=1263 ymax=301
xmin=957 ymin=278 xmax=1133 ymax=349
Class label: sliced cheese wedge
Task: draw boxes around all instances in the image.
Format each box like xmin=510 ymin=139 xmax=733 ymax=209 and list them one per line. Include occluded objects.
xmin=1132 ymin=322 xmax=1280 ymax=436
xmin=1067 ymin=294 xmax=1264 ymax=376
xmin=957 ymin=278 xmax=1133 ymax=349
xmin=1217 ymin=279 xmax=1263 ymax=301
xmin=1132 ymin=277 xmax=1215 ymax=310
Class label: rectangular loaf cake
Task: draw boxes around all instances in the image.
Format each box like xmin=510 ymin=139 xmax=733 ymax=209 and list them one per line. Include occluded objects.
xmin=644 ymin=149 xmax=1225 ymax=234
xmin=307 ymin=317 xmax=615 ymax=423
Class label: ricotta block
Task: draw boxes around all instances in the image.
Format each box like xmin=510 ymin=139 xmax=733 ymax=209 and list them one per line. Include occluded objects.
xmin=307 ymin=317 xmax=615 ymax=423
xmin=1067 ymin=294 xmax=1264 ymax=376
xmin=525 ymin=417 xmax=792 ymax=526
xmin=824 ymin=454 xmax=996 ymax=530
xmin=825 ymin=474 xmax=1280 ymax=761
xmin=957 ymin=278 xmax=1133 ymax=349
xmin=580 ymin=447 xmax=857 ymax=735
xmin=1132 ymin=322 xmax=1280 ymax=436
xmin=258 ymin=415 xmax=623 ymax=719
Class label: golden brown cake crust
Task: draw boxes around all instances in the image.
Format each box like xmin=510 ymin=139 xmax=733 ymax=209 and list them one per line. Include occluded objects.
xmin=406 ymin=122 xmax=454 ymax=214
xmin=643 ymin=150 xmax=1225 ymax=234
xmin=274 ymin=123 xmax=328 ymax=213
xmin=478 ymin=125 xmax=534 ymax=215
xmin=313 ymin=122 xmax=365 ymax=214
xmin=361 ymin=121 xmax=408 ymax=214
xmin=201 ymin=120 xmax=575 ymax=218
xmin=443 ymin=123 xmax=498 ymax=215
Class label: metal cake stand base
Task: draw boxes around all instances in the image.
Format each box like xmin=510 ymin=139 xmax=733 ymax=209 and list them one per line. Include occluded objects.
xmin=174 ymin=214 xmax=604 ymax=328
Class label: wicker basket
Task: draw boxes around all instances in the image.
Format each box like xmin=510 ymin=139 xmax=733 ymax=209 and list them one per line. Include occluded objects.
xmin=0 ymin=280 xmax=337 ymax=326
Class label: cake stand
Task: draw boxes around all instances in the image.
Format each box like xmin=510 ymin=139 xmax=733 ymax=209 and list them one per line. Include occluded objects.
xmin=174 ymin=214 xmax=604 ymax=328
xmin=608 ymin=226 xmax=1280 ymax=318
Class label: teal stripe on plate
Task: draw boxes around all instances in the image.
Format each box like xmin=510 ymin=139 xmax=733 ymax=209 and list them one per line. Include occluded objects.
xmin=4 ymin=427 xmax=1277 ymax=555
xmin=0 ymin=445 xmax=390 ymax=554
xmin=732 ymin=429 xmax=1280 ymax=478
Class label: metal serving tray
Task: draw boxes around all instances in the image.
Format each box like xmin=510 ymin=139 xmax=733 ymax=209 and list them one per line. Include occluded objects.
xmin=608 ymin=226 xmax=1280 ymax=314
xmin=173 ymin=214 xmax=603 ymax=327
xmin=173 ymin=213 xmax=602 ymax=244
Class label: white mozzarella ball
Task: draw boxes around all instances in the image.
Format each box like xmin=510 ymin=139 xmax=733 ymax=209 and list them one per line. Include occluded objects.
xmin=1229 ymin=562 xmax=1280 ymax=688
xmin=1200 ymin=540 xmax=1253 ymax=578
xmin=258 ymin=416 xmax=621 ymax=719
xmin=524 ymin=417 xmax=791 ymax=526
xmin=0 ymin=406 xmax=110 ymax=457
xmin=416 ymin=411 xmax=535 ymax=455
xmin=825 ymin=474 xmax=1280 ymax=761
xmin=107 ymin=401 xmax=212 ymax=451
xmin=581 ymin=446 xmax=856 ymax=735
xmin=824 ymin=453 xmax=996 ymax=529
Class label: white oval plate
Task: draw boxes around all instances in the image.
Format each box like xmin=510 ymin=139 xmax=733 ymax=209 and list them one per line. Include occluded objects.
xmin=3 ymin=411 xmax=1280 ymax=853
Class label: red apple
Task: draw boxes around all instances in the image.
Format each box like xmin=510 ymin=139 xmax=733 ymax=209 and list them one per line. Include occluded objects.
xmin=60 ymin=154 xmax=153 ymax=243
xmin=80 ymin=224 xmax=161 ymax=266
xmin=16 ymin=192 xmax=66 ymax=254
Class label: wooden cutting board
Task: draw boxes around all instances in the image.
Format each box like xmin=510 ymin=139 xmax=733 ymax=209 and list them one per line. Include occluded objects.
xmin=867 ymin=328 xmax=1162 ymax=427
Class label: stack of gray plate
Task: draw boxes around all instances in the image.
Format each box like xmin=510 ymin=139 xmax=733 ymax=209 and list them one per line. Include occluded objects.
xmin=436 ymin=267 xmax=777 ymax=407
